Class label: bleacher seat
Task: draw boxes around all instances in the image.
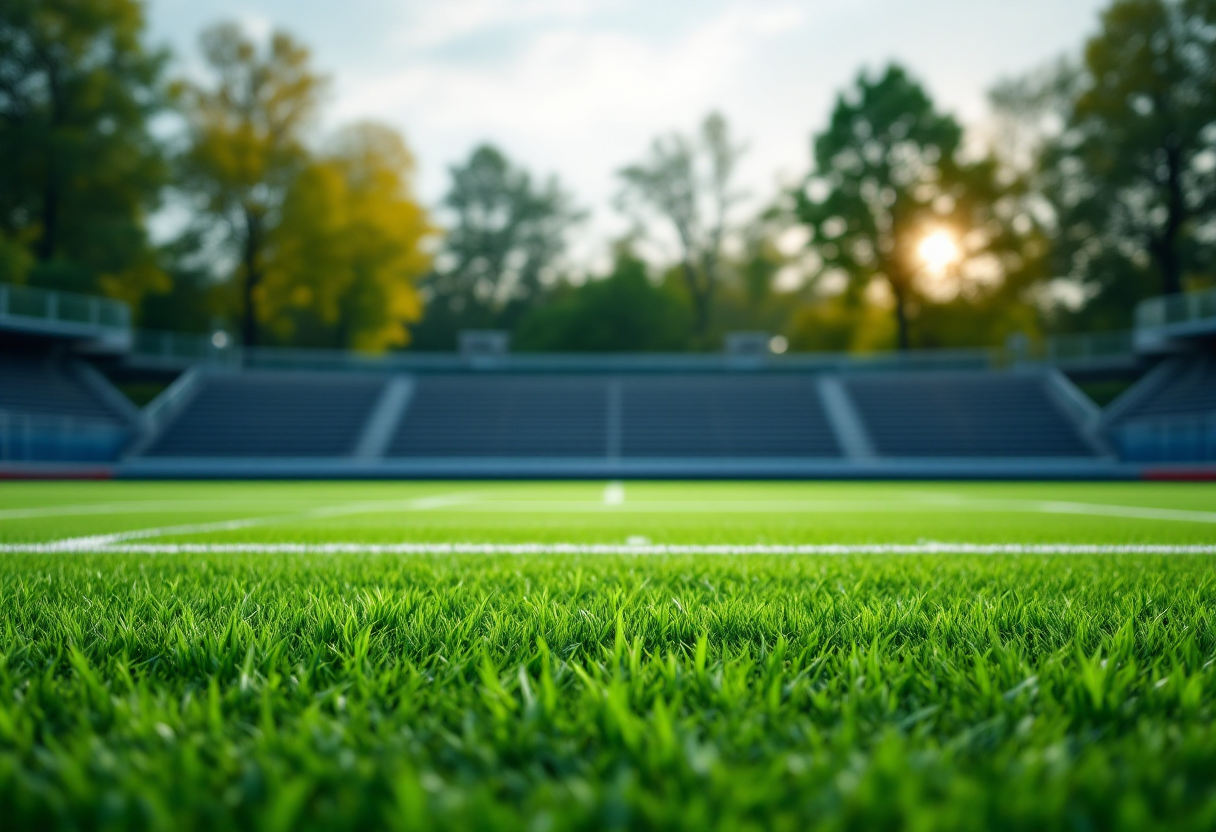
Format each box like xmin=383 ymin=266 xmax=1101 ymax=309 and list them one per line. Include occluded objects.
xmin=133 ymin=368 xmax=1107 ymax=464
xmin=620 ymin=376 xmax=840 ymax=457
xmin=844 ymin=373 xmax=1095 ymax=457
xmin=145 ymin=373 xmax=386 ymax=457
xmin=1110 ymin=355 xmax=1216 ymax=422
xmin=385 ymin=375 xmax=842 ymax=458
xmin=388 ymin=376 xmax=607 ymax=457
xmin=0 ymin=354 xmax=132 ymax=461
xmin=0 ymin=354 xmax=123 ymax=422
xmin=1104 ymin=354 xmax=1216 ymax=462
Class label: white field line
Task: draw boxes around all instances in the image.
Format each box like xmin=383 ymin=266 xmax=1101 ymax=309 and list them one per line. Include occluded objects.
xmin=0 ymin=500 xmax=307 ymax=521
xmin=901 ymin=491 xmax=1216 ymax=524
xmin=27 ymin=492 xmax=478 ymax=552
xmin=307 ymin=498 xmax=1216 ymax=523
xmin=1 ymin=542 xmax=1214 ymax=555
xmin=6 ymin=494 xmax=1213 ymax=522
xmin=1035 ymin=500 xmax=1216 ymax=524
xmin=0 ymin=493 xmax=480 ymax=522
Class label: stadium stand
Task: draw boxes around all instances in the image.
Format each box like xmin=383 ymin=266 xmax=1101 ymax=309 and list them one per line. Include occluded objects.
xmin=619 ymin=376 xmax=840 ymax=458
xmin=843 ymin=372 xmax=1098 ymax=457
xmin=1103 ymin=355 xmax=1216 ymax=461
xmin=1108 ymin=355 xmax=1216 ymax=421
xmin=5 ymin=278 xmax=1214 ymax=477
xmin=383 ymin=375 xmax=842 ymax=459
xmin=0 ymin=354 xmax=124 ymax=421
xmin=389 ymin=376 xmax=607 ymax=457
xmin=0 ymin=353 xmax=135 ymax=461
xmin=132 ymin=367 xmax=1098 ymax=470
xmin=142 ymin=373 xmax=387 ymax=457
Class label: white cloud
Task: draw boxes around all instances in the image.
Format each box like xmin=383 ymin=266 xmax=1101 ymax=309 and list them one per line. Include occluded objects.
xmin=331 ymin=0 xmax=815 ymax=263
xmin=395 ymin=0 xmax=608 ymax=49
xmin=234 ymin=11 xmax=274 ymax=42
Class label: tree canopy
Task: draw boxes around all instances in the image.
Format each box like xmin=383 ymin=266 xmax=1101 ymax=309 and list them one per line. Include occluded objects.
xmin=261 ymin=123 xmax=434 ymax=351
xmin=178 ymin=22 xmax=326 ymax=348
xmin=1038 ymin=0 xmax=1216 ymax=327
xmin=617 ymin=112 xmax=746 ymax=341
xmin=796 ymin=65 xmax=1041 ymax=350
xmin=0 ymin=0 xmax=168 ymax=305
xmin=409 ymin=145 xmax=582 ymax=350
xmin=514 ymin=248 xmax=693 ymax=352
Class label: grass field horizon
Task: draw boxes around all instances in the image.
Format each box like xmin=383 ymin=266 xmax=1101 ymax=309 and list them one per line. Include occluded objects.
xmin=2 ymin=481 xmax=1215 ymax=829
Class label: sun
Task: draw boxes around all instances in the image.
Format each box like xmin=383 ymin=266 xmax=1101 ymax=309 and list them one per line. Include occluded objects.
xmin=917 ymin=229 xmax=962 ymax=276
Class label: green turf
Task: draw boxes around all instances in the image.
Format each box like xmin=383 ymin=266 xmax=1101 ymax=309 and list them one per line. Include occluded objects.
xmin=1 ymin=481 xmax=1215 ymax=830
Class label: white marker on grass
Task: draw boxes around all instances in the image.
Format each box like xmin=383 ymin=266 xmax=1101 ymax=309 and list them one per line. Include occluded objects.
xmin=603 ymin=481 xmax=625 ymax=506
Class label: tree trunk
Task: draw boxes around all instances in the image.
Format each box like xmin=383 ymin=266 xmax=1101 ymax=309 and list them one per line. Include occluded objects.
xmin=1157 ymin=140 xmax=1186 ymax=296
xmin=892 ymin=284 xmax=911 ymax=352
xmin=36 ymin=178 xmax=59 ymax=262
xmin=36 ymin=61 xmax=65 ymax=264
xmin=1156 ymin=237 xmax=1182 ymax=297
xmin=681 ymin=260 xmax=710 ymax=335
xmin=241 ymin=206 xmax=263 ymax=352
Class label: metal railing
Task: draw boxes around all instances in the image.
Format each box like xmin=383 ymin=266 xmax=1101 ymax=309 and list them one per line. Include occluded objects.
xmin=118 ymin=324 xmax=1166 ymax=377
xmin=122 ymin=331 xmax=1149 ymax=375
xmin=0 ymin=282 xmax=130 ymax=331
xmin=126 ymin=340 xmax=1006 ymax=374
xmin=119 ymin=305 xmax=1208 ymax=377
xmin=0 ymin=410 xmax=130 ymax=462
xmin=132 ymin=329 xmax=242 ymax=368
xmin=1135 ymin=286 xmax=1216 ymax=330
xmin=1043 ymin=330 xmax=1136 ymax=365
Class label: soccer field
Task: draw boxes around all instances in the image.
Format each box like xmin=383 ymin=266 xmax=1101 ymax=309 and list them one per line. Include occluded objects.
xmin=2 ymin=481 xmax=1216 ymax=830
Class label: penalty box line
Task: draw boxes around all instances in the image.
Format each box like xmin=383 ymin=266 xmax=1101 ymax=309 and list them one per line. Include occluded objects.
xmin=2 ymin=542 xmax=1216 ymax=555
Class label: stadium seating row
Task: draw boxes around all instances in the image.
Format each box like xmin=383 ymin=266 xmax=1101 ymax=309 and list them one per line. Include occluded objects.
xmin=139 ymin=370 xmax=1098 ymax=459
xmin=5 ymin=351 xmax=1213 ymax=465
xmin=1103 ymin=354 xmax=1216 ymax=462
xmin=0 ymin=354 xmax=135 ymax=461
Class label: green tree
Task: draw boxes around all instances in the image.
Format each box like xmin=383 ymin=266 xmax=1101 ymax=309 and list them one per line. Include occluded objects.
xmin=513 ymin=247 xmax=693 ymax=352
xmin=412 ymin=145 xmax=582 ymax=349
xmin=1037 ymin=0 xmax=1216 ymax=323
xmin=617 ymin=112 xmax=746 ymax=340
xmin=796 ymin=65 xmax=1033 ymax=350
xmin=711 ymin=214 xmax=808 ymax=342
xmin=178 ymin=22 xmax=325 ymax=348
xmin=261 ymin=122 xmax=435 ymax=351
xmin=0 ymin=0 xmax=168 ymax=303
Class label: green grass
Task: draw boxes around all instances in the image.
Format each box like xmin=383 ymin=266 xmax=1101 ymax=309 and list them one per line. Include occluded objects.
xmin=1 ymin=481 xmax=1215 ymax=830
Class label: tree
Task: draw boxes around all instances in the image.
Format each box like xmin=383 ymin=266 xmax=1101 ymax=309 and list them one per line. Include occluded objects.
xmin=1037 ymin=0 xmax=1216 ymax=318
xmin=0 ymin=0 xmax=168 ymax=302
xmin=513 ymin=246 xmax=693 ymax=352
xmin=795 ymin=65 xmax=1029 ymax=350
xmin=260 ymin=122 xmax=435 ymax=350
xmin=617 ymin=112 xmax=745 ymax=339
xmin=178 ymin=22 xmax=325 ymax=348
xmin=411 ymin=145 xmax=582 ymax=349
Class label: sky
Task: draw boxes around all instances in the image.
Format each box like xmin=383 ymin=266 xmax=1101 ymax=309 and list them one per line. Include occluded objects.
xmin=145 ymin=0 xmax=1110 ymax=269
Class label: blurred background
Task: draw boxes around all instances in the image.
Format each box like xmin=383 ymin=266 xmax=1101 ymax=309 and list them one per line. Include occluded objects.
xmin=1 ymin=0 xmax=1213 ymax=472
xmin=7 ymin=0 xmax=1214 ymax=356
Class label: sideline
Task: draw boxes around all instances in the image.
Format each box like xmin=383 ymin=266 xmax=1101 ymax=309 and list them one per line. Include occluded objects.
xmin=1 ymin=542 xmax=1214 ymax=555
xmin=18 ymin=492 xmax=478 ymax=552
xmin=0 ymin=500 xmax=299 ymax=521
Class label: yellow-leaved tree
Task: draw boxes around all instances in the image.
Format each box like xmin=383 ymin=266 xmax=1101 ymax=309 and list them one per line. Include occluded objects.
xmin=262 ymin=122 xmax=435 ymax=351
xmin=179 ymin=22 xmax=324 ymax=349
xmin=180 ymin=23 xmax=434 ymax=351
